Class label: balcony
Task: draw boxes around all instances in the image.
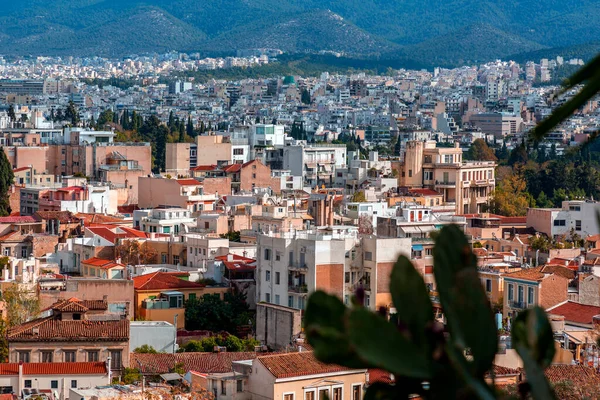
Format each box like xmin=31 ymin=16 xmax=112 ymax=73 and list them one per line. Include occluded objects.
xmin=434 ymin=180 xmax=456 ymax=188
xmin=288 ymin=263 xmax=308 ymax=272
xmin=289 ymin=284 xmax=308 ymax=294
xmin=510 ymin=301 xmax=526 ymax=310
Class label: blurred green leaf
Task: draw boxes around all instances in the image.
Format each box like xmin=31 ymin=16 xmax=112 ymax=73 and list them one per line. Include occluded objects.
xmin=390 ymin=255 xmax=433 ymax=349
xmin=446 ymin=343 xmax=496 ymax=400
xmin=517 ymin=346 xmax=556 ymax=400
xmin=530 ymin=70 xmax=600 ymax=141
xmin=433 ymin=225 xmax=497 ymax=377
xmin=562 ymin=53 xmax=600 ymax=90
xmin=304 ymin=291 xmax=364 ymax=368
xmin=348 ymin=307 xmax=432 ymax=379
xmin=363 ymin=382 xmax=407 ymax=400
xmin=512 ymin=307 xmax=556 ymax=369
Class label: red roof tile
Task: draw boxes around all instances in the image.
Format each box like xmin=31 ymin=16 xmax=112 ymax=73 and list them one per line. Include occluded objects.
xmin=258 ymin=351 xmax=356 ymax=379
xmin=222 ymin=164 xmax=242 ymax=173
xmin=541 ymin=264 xmax=576 ymax=280
xmin=35 ymin=211 xmax=80 ymax=224
xmin=542 ymin=364 xmax=600 ymax=385
xmin=176 ymin=179 xmax=202 ymax=186
xmin=0 ymin=216 xmax=38 ymax=224
xmin=133 ymin=272 xmax=202 ymax=290
xmin=547 ymin=301 xmax=600 ymax=325
xmin=191 ymin=165 xmax=218 ymax=171
xmin=368 ymin=369 xmax=395 ymax=384
xmin=0 ymin=362 xmax=107 ymax=376
xmin=407 ymin=189 xmax=441 ymax=197
xmin=13 ymin=167 xmax=31 ymax=173
xmin=130 ymin=352 xmax=257 ymax=374
xmin=8 ymin=318 xmax=129 ymax=342
xmin=214 ymin=254 xmax=255 ymax=263
xmin=82 ymin=257 xmax=124 ymax=269
xmin=223 ymin=261 xmax=255 ymax=272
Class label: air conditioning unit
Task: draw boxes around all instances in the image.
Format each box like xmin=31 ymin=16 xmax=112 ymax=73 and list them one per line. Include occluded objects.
xmin=213 ymin=346 xmax=227 ymax=353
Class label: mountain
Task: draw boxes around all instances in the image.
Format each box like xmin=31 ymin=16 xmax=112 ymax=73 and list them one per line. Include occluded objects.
xmin=201 ymin=10 xmax=396 ymax=55
xmin=0 ymin=0 xmax=598 ymax=65
xmin=397 ymin=24 xmax=547 ymax=67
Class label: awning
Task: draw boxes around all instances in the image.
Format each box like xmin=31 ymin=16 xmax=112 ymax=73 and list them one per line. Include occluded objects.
xmin=400 ymin=226 xmax=421 ymax=234
xmin=418 ymin=225 xmax=437 ymax=233
xmin=412 ymin=244 xmax=424 ymax=251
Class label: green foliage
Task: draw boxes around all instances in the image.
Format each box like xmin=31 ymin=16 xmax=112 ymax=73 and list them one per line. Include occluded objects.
xmin=179 ymin=334 xmax=258 ymax=353
xmin=133 ymin=344 xmax=158 ymax=354
xmin=170 ymin=362 xmax=185 ymax=375
xmin=2 ymin=284 xmax=39 ymax=327
xmin=0 ymin=148 xmax=14 ymax=217
xmin=304 ymin=225 xmax=557 ymax=399
xmin=220 ymin=231 xmax=241 ymax=242
xmin=120 ymin=368 xmax=141 ymax=384
xmin=351 ymin=191 xmax=367 ymax=203
xmin=184 ymin=290 xmax=251 ymax=333
xmin=465 ymin=139 xmax=497 ymax=161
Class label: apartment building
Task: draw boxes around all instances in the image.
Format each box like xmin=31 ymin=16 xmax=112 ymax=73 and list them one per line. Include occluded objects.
xmin=400 ymin=140 xmax=496 ymax=214
xmin=134 ymin=207 xmax=196 ymax=234
xmin=527 ymin=200 xmax=600 ymax=239
xmin=502 ymin=266 xmax=569 ymax=318
xmin=282 ymin=144 xmax=347 ymax=188
xmin=137 ymin=177 xmax=217 ymax=214
xmin=468 ymin=112 xmax=523 ymax=138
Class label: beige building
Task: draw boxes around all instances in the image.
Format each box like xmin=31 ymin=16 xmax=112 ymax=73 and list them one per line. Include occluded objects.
xmin=400 ymin=141 xmax=496 ymax=214
xmin=138 ymin=177 xmax=217 ymax=213
xmin=166 ymin=142 xmax=195 ymax=177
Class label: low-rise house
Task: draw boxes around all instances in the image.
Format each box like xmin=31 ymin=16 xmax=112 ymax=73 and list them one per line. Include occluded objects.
xmin=0 ymin=362 xmax=109 ymax=400
xmin=81 ymin=257 xmax=126 ymax=279
xmin=8 ymin=298 xmax=130 ymax=372
xmin=133 ymin=271 xmax=228 ymax=328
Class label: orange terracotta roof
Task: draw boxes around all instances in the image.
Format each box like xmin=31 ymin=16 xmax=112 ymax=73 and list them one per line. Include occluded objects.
xmin=368 ymin=369 xmax=395 ymax=384
xmin=133 ymin=271 xmax=202 ymax=291
xmin=542 ymin=364 xmax=600 ymax=385
xmin=130 ymin=352 xmax=257 ymax=374
xmin=34 ymin=211 xmax=80 ymax=223
xmin=222 ymin=164 xmax=242 ymax=173
xmin=0 ymin=362 xmax=107 ymax=376
xmin=223 ymin=261 xmax=255 ymax=272
xmin=176 ymin=179 xmax=202 ymax=186
xmin=13 ymin=167 xmax=31 ymax=173
xmin=547 ymin=301 xmax=600 ymax=325
xmin=0 ymin=216 xmax=38 ymax=224
xmin=191 ymin=165 xmax=218 ymax=171
xmin=407 ymin=188 xmax=441 ymax=197
xmin=75 ymin=213 xmax=126 ymax=225
xmin=258 ymin=351 xmax=355 ymax=379
xmin=587 ymin=234 xmax=600 ymax=242
xmin=503 ymin=267 xmax=547 ymax=281
xmin=81 ymin=257 xmax=124 ymax=269
xmin=49 ymin=298 xmax=107 ymax=312
xmin=540 ymin=264 xmax=576 ymax=280
xmin=8 ymin=318 xmax=129 ymax=342
xmin=214 ymin=254 xmax=255 ymax=263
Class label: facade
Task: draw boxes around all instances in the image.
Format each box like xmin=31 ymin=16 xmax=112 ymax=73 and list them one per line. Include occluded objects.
xmin=526 ymin=200 xmax=600 ymax=239
xmin=468 ymin=112 xmax=523 ymax=138
xmin=282 ymin=144 xmax=347 ymax=188
xmin=137 ymin=177 xmax=217 ymax=214
xmin=81 ymin=257 xmax=126 ymax=279
xmin=135 ymin=207 xmax=196 ymax=234
xmin=8 ymin=298 xmax=130 ymax=372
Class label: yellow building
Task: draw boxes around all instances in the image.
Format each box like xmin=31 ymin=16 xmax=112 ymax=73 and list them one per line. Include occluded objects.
xmin=81 ymin=257 xmax=125 ymax=279
xmin=133 ymin=271 xmax=228 ymax=328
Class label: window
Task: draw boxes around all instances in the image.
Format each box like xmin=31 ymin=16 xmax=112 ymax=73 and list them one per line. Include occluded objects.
xmin=41 ymin=351 xmax=53 ymax=362
xmin=71 ymin=380 xmax=77 ymax=389
xmin=305 ymin=390 xmax=316 ymax=400
xmin=408 ymin=169 xmax=412 ymax=178
xmin=288 ymin=296 xmax=294 ymax=308
xmin=265 ymin=293 xmax=271 ymax=303
xmin=266 ymin=270 xmax=271 ymax=282
xmin=237 ymin=380 xmax=243 ymax=392
xmin=21 ymin=247 xmax=28 ymax=258
xmin=264 ymin=248 xmax=271 ymax=260
xmin=518 ymin=286 xmax=524 ymax=303
xmin=508 ymin=284 xmax=514 ymax=301
xmin=365 ymin=294 xmax=370 ymax=307
xmin=553 ymin=219 xmax=566 ymax=227
xmin=275 ymin=294 xmax=280 ymax=305
xmin=64 ymin=350 xmax=76 ymax=362
xmin=3 ymin=248 xmax=9 ymax=257
xmin=576 ymin=220 xmax=582 ymax=231
xmin=319 ymin=389 xmax=329 ymax=400
xmin=252 ymin=173 xmax=257 ymax=179
xmin=275 ymin=272 xmax=280 ymax=285
xmin=51 ymin=381 xmax=58 ymax=389
xmin=485 ymin=279 xmax=492 ymax=293
xmin=528 ymin=287 xmax=534 ymax=304
xmin=110 ymin=350 xmax=122 ymax=369
xmin=275 ymin=252 xmax=281 ymax=261
xmin=352 ymin=385 xmax=362 ymax=400
xmin=284 ymin=394 xmax=294 ymax=400
xmin=333 ymin=387 xmax=342 ymax=400
xmin=345 ymin=272 xmax=350 ymax=283
xmin=233 ymin=148 xmax=244 ymax=155
xmin=173 ymin=255 xmax=180 ymax=265
xmin=87 ymin=351 xmax=99 ymax=362
xmin=221 ymin=380 xmax=226 ymax=395
xmin=364 ymin=251 xmax=372 ymax=261
xmin=24 ymin=380 xmax=32 ymax=389
xmin=18 ymin=351 xmax=30 ymax=363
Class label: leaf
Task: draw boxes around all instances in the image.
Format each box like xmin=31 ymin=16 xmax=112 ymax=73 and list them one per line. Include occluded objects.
xmin=348 ymin=308 xmax=432 ymax=379
xmin=517 ymin=345 xmax=556 ymax=400
xmin=390 ymin=255 xmax=434 ymax=350
xmin=562 ymin=53 xmax=600 ymax=90
xmin=530 ymin=69 xmax=600 ymax=141
xmin=511 ymin=307 xmax=556 ymax=369
xmin=445 ymin=343 xmax=496 ymax=400
xmin=304 ymin=291 xmax=364 ymax=368
xmin=433 ymin=225 xmax=497 ymax=377
xmin=363 ymin=382 xmax=409 ymax=400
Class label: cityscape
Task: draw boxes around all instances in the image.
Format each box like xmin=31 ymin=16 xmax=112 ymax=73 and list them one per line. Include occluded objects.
xmin=0 ymin=1 xmax=600 ymax=400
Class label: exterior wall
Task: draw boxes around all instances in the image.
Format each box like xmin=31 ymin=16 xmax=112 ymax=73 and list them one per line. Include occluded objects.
xmin=166 ymin=143 xmax=192 ymax=175
xmin=239 ymin=160 xmax=279 ymax=193
xmin=4 ymin=146 xmax=48 ymax=173
xmin=138 ymin=178 xmax=185 ymax=209
xmin=480 ymin=271 xmax=503 ymax=305
xmin=138 ymin=307 xmax=185 ymax=329
xmin=539 ymin=275 xmax=569 ymax=310
xmin=31 ymin=235 xmax=59 ymax=257
xmin=196 ymin=136 xmax=232 ymax=165
xmin=579 ymin=275 xmax=600 ymax=306
xmin=38 ymin=279 xmax=134 ymax=318
xmin=270 ymin=371 xmax=366 ymax=400
xmin=315 ymin=263 xmax=344 ymax=299
xmin=9 ymin=340 xmax=129 ymax=368
xmin=255 ymin=303 xmax=302 ymax=350
xmin=526 ymin=209 xmax=557 ymax=237
xmin=102 ymin=169 xmax=145 ymax=205
xmin=203 ymin=177 xmax=232 ymax=196
xmin=0 ymin=372 xmax=109 ymax=400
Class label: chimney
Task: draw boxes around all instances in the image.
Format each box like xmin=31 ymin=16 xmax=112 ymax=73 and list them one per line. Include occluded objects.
xmin=18 ymin=362 xmax=23 ymax=395
xmin=227 ymin=254 xmax=234 ymax=262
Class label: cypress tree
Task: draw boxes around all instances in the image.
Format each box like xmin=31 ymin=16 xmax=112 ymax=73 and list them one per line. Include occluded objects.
xmin=0 ymin=148 xmax=14 ymax=216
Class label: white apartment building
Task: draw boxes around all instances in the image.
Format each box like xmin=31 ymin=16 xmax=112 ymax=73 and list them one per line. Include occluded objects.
xmin=134 ymin=207 xmax=196 ymax=234
xmin=184 ymin=234 xmax=230 ymax=274
xmin=283 ymin=144 xmax=347 ymax=188
xmin=527 ymin=200 xmax=600 ymax=239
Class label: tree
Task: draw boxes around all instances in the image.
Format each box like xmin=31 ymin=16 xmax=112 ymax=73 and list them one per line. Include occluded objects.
xmin=2 ymin=284 xmax=40 ymax=327
xmin=0 ymin=148 xmax=14 ymax=216
xmin=536 ymin=191 xmax=553 ymax=208
xmin=186 ymin=116 xmax=195 ymax=137
xmin=465 ymin=139 xmax=497 ymax=161
xmin=7 ymin=105 xmax=15 ymax=122
xmin=133 ymin=344 xmax=158 ymax=354
xmin=301 ymin=88 xmax=311 ymax=104
xmin=488 ymin=173 xmax=530 ymax=217
xmin=351 ymin=191 xmax=367 ymax=203
xmin=116 ymin=239 xmax=157 ymax=265
xmin=119 ymin=368 xmax=141 ymax=384
xmin=97 ymin=109 xmax=114 ymax=128
xmin=64 ymin=100 xmax=80 ymax=126
xmin=219 ymin=231 xmax=241 ymax=242
xmin=185 ymin=290 xmax=251 ymax=333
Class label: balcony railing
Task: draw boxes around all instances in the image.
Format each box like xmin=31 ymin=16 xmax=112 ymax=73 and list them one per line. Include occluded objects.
xmin=288 ymin=263 xmax=308 ymax=272
xmin=510 ymin=301 xmax=526 ymax=309
xmin=288 ymin=285 xmax=308 ymax=293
